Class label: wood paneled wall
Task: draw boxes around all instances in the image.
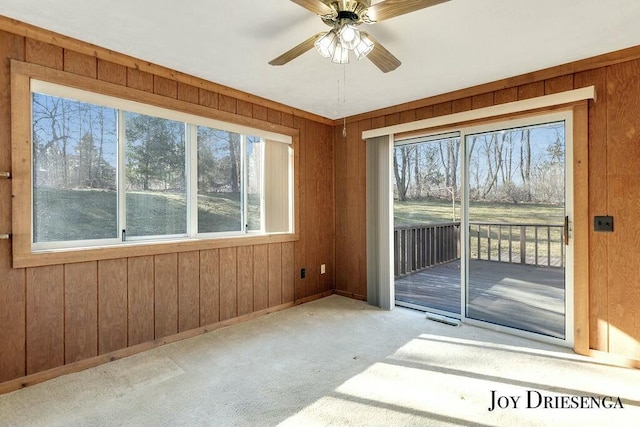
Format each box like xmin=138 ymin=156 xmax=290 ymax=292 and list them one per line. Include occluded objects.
xmin=0 ymin=29 xmax=335 ymax=385
xmin=334 ymin=51 xmax=640 ymax=362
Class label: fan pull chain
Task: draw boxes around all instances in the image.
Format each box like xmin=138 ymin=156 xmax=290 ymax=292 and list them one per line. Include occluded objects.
xmin=343 ymin=64 xmax=347 ymax=138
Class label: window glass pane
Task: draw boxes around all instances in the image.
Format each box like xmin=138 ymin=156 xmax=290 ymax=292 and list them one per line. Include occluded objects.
xmin=197 ymin=126 xmax=242 ymax=233
xmin=125 ymin=112 xmax=186 ymax=237
xmin=32 ymin=93 xmax=118 ymax=243
xmin=246 ymin=136 xmax=263 ymax=231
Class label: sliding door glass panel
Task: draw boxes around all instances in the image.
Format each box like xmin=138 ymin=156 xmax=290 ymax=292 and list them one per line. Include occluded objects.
xmin=466 ymin=121 xmax=566 ymax=338
xmin=394 ymin=134 xmax=462 ymax=315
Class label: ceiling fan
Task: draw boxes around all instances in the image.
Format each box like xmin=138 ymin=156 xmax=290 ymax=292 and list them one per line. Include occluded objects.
xmin=269 ymin=0 xmax=450 ymax=73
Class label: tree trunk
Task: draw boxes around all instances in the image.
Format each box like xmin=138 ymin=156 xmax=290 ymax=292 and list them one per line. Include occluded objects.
xmin=229 ymin=133 xmax=240 ymax=193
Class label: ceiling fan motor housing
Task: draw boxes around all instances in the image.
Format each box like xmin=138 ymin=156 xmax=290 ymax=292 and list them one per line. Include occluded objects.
xmin=322 ymin=0 xmax=371 ymax=26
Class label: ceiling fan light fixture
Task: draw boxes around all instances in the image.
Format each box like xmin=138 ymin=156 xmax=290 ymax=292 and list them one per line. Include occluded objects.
xmin=331 ymin=41 xmax=349 ymax=64
xmin=338 ymin=23 xmax=361 ymax=50
xmin=354 ymin=33 xmax=374 ymax=59
xmin=314 ymin=31 xmax=338 ymax=58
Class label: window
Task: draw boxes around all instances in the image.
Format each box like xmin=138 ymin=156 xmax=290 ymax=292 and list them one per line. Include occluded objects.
xmin=29 ymin=80 xmax=294 ymax=251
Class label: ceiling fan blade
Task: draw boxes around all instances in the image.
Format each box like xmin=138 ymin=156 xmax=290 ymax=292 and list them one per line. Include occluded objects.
xmin=290 ymin=0 xmax=334 ymax=16
xmin=365 ymin=34 xmax=401 ymax=73
xmin=366 ymin=0 xmax=450 ymax=22
xmin=269 ymin=33 xmax=324 ymax=66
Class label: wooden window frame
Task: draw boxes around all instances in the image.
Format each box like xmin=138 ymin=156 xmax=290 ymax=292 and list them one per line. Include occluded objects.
xmin=11 ymin=60 xmax=300 ymax=268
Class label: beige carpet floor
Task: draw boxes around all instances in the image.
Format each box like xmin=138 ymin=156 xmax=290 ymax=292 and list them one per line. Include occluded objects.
xmin=0 ymin=295 xmax=638 ymax=426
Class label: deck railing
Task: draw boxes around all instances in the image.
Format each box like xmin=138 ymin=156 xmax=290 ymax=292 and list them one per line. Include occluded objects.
xmin=394 ymin=221 xmax=564 ymax=277
xmin=394 ymin=222 xmax=460 ymax=277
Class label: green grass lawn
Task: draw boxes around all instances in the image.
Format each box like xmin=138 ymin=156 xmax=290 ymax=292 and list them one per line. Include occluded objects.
xmin=34 ymin=188 xmax=255 ymax=242
xmin=394 ymin=198 xmax=564 ymax=226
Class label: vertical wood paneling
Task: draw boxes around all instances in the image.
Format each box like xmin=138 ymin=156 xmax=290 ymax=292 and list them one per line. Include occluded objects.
xmin=452 ymin=97 xmax=472 ymax=113
xmin=575 ymin=68 xmax=609 ymax=351
xmin=544 ymin=75 xmax=574 ymax=94
xmin=433 ymin=102 xmax=452 ymax=116
xmin=334 ymin=121 xmax=348 ymax=294
xmin=64 ymin=262 xmax=98 ymax=363
xmin=199 ymin=88 xmax=219 ymax=109
xmin=471 ymin=93 xmax=494 ymax=109
xmin=237 ymin=246 xmax=254 ymax=316
xmin=154 ymin=253 xmax=178 ymax=339
xmin=177 ymin=82 xmax=199 ymax=104
xmin=63 ymin=49 xmax=96 ymax=78
xmin=0 ymin=32 xmax=25 ymax=382
xmin=517 ymin=81 xmax=544 ymax=100
xmin=200 ymin=249 xmax=220 ymax=326
xmin=127 ymin=68 xmax=154 ymax=92
xmin=1 ymin=30 xmax=23 ymax=169
xmin=127 ymin=256 xmax=155 ymax=346
xmin=219 ymin=247 xmax=237 ymax=321
xmin=305 ymin=120 xmax=320 ymax=296
xmin=26 ymin=265 xmax=64 ymax=374
xmin=385 ymin=112 xmax=400 ymax=126
xmin=415 ymin=105 xmax=434 ymax=120
xmin=253 ymin=104 xmax=268 ymax=121
xmin=337 ymin=118 xmax=366 ymax=297
xmin=97 ymin=59 xmax=127 ymax=85
xmin=399 ymin=109 xmax=416 ymax=124
xmin=0 ymin=242 xmax=25 ymax=382
xmin=178 ymin=251 xmax=200 ymax=332
xmin=371 ymin=116 xmax=385 ymax=129
xmin=317 ymin=124 xmax=334 ymax=293
xmin=605 ymin=61 xmax=640 ymax=359
xmin=268 ymin=243 xmax=283 ymax=307
xmin=267 ymin=108 xmax=282 ymax=125
xmin=494 ymin=87 xmax=518 ymax=104
xmin=98 ymin=258 xmax=127 ymax=354
xmin=154 ymin=75 xmax=178 ymax=98
xmin=237 ymin=99 xmax=253 ymax=117
xmin=282 ymin=242 xmax=296 ymax=303
xmin=294 ymin=116 xmax=308 ymax=299
xmin=253 ymin=244 xmax=269 ymax=311
xmin=219 ymin=94 xmax=237 ymax=114
xmin=25 ymin=39 xmax=63 ymax=69
xmin=281 ymin=112 xmax=294 ymax=128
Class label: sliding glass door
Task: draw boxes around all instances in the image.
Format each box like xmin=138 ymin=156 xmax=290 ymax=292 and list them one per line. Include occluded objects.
xmin=393 ymin=111 xmax=573 ymax=344
xmin=464 ymin=119 xmax=569 ymax=340
xmin=393 ymin=133 xmax=462 ymax=317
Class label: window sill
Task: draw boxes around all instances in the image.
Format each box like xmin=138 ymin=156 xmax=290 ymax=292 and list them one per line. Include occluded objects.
xmin=13 ymin=233 xmax=299 ymax=269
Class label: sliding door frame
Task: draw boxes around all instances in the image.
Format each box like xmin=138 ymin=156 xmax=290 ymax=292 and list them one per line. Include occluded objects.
xmin=364 ymin=88 xmax=591 ymax=355
xmin=459 ymin=110 xmax=575 ymax=347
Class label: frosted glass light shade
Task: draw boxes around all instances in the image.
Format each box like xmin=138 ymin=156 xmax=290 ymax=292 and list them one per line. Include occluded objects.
xmin=315 ymin=31 xmax=338 ymax=58
xmin=354 ymin=33 xmax=374 ymax=59
xmin=331 ymin=41 xmax=349 ymax=64
xmin=338 ymin=24 xmax=361 ymax=50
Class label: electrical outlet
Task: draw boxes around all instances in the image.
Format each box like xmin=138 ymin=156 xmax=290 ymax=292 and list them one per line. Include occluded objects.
xmin=321 ymin=264 xmax=326 ymax=274
xmin=594 ymin=216 xmax=614 ymax=232
xmin=301 ymin=268 xmax=306 ymax=279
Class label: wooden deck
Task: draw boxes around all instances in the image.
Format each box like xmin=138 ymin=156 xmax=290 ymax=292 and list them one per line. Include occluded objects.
xmin=394 ymin=259 xmax=566 ymax=339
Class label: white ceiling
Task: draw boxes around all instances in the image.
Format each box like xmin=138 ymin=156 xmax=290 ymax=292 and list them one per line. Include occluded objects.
xmin=2 ymin=0 xmax=640 ymax=120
